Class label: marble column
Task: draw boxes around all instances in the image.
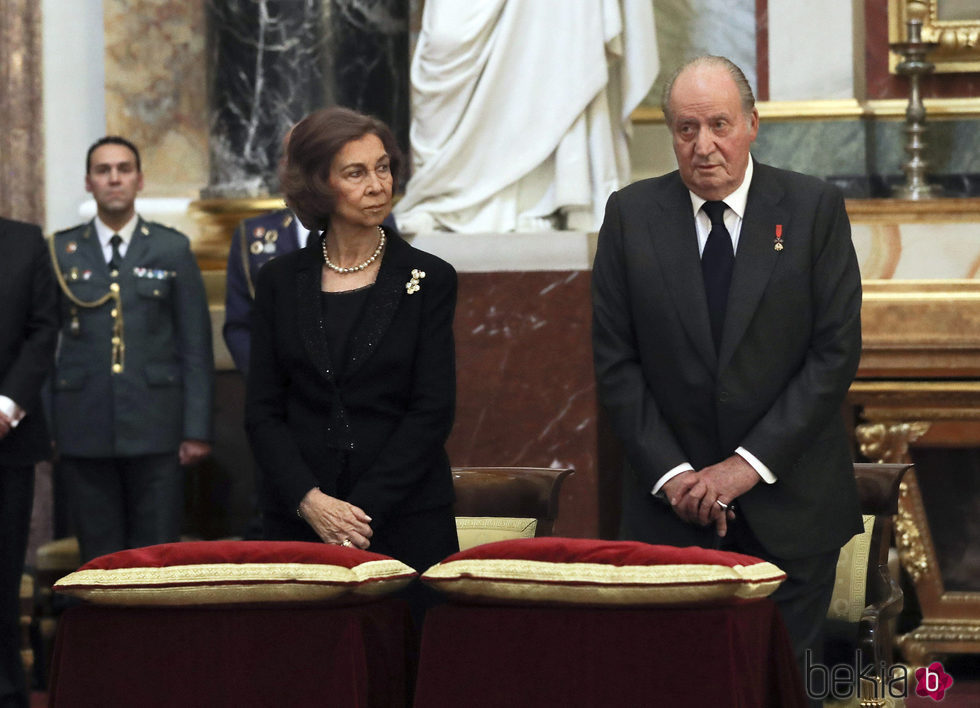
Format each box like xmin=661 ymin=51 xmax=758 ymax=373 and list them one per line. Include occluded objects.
xmin=328 ymin=0 xmax=410 ymax=160
xmin=203 ymin=0 xmax=409 ymax=199
xmin=204 ymin=0 xmax=327 ymax=198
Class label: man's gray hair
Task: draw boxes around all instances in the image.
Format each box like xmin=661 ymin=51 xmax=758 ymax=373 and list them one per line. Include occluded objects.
xmin=661 ymin=56 xmax=756 ymax=125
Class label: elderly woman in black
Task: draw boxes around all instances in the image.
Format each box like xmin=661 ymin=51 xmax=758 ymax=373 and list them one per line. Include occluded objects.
xmin=245 ymin=107 xmax=459 ymax=616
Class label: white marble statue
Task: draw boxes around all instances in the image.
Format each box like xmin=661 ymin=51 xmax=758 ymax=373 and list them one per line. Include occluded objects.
xmin=394 ymin=0 xmax=659 ymax=233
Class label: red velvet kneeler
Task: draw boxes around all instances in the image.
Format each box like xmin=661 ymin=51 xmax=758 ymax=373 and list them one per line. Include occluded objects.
xmin=413 ymin=599 xmax=805 ymax=708
xmin=49 ymin=600 xmax=414 ymax=707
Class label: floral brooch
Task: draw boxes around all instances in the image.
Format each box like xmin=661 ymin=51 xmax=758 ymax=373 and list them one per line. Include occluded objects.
xmin=406 ymin=268 xmax=426 ymax=294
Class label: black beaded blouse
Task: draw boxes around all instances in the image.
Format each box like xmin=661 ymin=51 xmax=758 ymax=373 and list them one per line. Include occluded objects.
xmin=320 ymin=284 xmax=373 ymax=374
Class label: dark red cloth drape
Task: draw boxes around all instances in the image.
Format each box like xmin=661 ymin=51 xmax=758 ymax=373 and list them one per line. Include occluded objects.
xmin=414 ymin=599 xmax=806 ymax=708
xmin=48 ymin=600 xmax=413 ymax=708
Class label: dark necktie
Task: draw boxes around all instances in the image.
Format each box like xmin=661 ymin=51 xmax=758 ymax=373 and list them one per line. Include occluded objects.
xmin=109 ymin=233 xmax=123 ymax=273
xmin=700 ymin=201 xmax=734 ymax=351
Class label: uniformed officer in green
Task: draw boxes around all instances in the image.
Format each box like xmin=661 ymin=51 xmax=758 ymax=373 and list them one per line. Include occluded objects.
xmin=50 ymin=136 xmax=214 ymax=563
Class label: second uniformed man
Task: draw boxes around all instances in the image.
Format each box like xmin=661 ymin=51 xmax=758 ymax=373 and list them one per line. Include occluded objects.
xmin=223 ymin=207 xmax=310 ymax=375
xmin=51 ymin=136 xmax=214 ymax=563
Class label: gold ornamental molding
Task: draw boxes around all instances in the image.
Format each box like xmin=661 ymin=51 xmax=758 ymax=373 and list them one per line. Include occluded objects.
xmin=846 ymin=198 xmax=980 ymax=224
xmin=187 ymin=197 xmax=287 ymax=271
xmin=855 ymin=421 xmax=931 ymax=464
xmin=854 ymin=420 xmax=933 ymax=592
xmin=889 ymin=0 xmax=980 ymax=73
xmin=630 ymin=97 xmax=980 ymax=124
xmin=853 ymin=417 xmax=930 ymax=592
xmin=857 ymin=281 xmax=980 ymax=378
xmin=895 ymin=480 xmax=930 ymax=584
xmin=902 ymin=622 xmax=980 ymax=642
xmin=191 ymin=197 xmax=286 ymax=215
xmin=852 ymin=378 xmax=980 ymax=666
xmin=850 ymin=380 xmax=980 ymax=420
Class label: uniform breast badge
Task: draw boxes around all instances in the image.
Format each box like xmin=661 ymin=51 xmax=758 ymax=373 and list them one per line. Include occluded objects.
xmin=66 ymin=241 xmax=78 ymax=254
xmin=774 ymin=224 xmax=784 ymax=252
xmin=263 ymin=229 xmax=278 ymax=254
xmin=250 ymin=241 xmax=264 ymax=255
xmin=134 ymin=267 xmax=175 ymax=280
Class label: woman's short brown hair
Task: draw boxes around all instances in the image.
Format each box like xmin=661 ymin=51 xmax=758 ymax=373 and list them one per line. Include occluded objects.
xmin=280 ymin=106 xmax=403 ymax=231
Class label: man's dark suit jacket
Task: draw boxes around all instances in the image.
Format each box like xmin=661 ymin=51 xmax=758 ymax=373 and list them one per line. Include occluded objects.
xmin=245 ymin=233 xmax=457 ymax=528
xmin=592 ymin=161 xmax=863 ymax=560
xmin=0 ymin=218 xmax=58 ymax=465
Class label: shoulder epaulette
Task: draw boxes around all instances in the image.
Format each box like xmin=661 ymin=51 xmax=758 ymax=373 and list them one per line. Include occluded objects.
xmin=145 ymin=220 xmax=184 ymax=236
xmin=53 ymin=223 xmax=86 ymax=236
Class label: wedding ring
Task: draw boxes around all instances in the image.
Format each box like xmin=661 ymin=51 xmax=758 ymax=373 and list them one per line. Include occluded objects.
xmin=341 ymin=538 xmax=353 ymax=547
xmin=716 ymin=499 xmax=730 ymax=510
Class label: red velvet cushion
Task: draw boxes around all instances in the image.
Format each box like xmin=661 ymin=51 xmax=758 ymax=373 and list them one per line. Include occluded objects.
xmin=54 ymin=540 xmax=416 ymax=606
xmin=421 ymin=537 xmax=785 ymax=606
xmin=78 ymin=540 xmax=384 ymax=570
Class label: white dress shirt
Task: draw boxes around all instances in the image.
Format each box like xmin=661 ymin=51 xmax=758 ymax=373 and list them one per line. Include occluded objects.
xmin=0 ymin=396 xmax=24 ymax=428
xmin=95 ymin=214 xmax=139 ymax=264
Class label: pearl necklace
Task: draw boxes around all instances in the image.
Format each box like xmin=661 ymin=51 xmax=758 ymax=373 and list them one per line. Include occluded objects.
xmin=322 ymin=226 xmax=386 ymax=274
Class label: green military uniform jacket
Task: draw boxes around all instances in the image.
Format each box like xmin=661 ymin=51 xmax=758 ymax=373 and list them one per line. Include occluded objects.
xmin=50 ymin=218 xmax=213 ymax=457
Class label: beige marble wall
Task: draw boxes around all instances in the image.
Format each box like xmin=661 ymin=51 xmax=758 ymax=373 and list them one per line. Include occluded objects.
xmin=103 ymin=0 xmax=207 ymax=197
xmin=0 ymin=0 xmax=44 ymax=223
xmin=848 ymin=200 xmax=980 ymax=280
xmin=853 ymin=222 xmax=980 ymax=280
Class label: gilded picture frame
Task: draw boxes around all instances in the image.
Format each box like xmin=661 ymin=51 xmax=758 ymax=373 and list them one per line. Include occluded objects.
xmin=850 ymin=381 xmax=980 ymax=667
xmin=889 ymin=0 xmax=980 ymax=73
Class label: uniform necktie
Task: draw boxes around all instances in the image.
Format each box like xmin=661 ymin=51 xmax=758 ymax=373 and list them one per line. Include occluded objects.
xmin=701 ymin=201 xmax=734 ymax=351
xmin=109 ymin=233 xmax=123 ymax=273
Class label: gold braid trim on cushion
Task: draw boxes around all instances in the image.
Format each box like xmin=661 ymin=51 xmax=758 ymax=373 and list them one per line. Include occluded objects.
xmin=55 ymin=583 xmax=353 ymax=606
xmin=58 ymin=563 xmax=356 ymax=587
xmin=54 ymin=559 xmax=416 ymax=606
xmin=350 ymin=559 xmax=418 ymax=596
xmin=422 ymin=560 xmax=786 ymax=606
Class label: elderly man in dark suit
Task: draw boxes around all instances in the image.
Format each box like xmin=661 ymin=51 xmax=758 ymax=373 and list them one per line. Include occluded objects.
xmin=50 ymin=136 xmax=213 ymax=563
xmin=592 ymin=55 xmax=863 ymax=678
xmin=0 ymin=216 xmax=58 ymax=708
